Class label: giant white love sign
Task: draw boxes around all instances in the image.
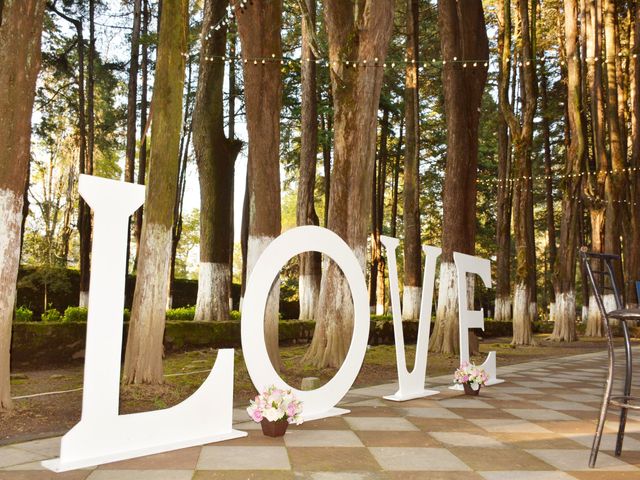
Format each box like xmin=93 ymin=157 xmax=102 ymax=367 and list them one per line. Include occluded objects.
xmin=43 ymin=175 xmax=501 ymax=471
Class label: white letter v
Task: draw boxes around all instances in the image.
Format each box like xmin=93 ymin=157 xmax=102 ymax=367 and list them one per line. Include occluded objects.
xmin=380 ymin=236 xmax=441 ymax=401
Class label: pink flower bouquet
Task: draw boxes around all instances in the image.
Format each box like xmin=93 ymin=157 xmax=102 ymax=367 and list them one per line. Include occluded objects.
xmin=247 ymin=385 xmax=303 ymax=425
xmin=454 ymin=361 xmax=489 ymax=392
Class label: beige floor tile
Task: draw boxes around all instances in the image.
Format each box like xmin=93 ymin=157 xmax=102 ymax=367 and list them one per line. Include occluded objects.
xmin=345 ymin=417 xmax=419 ymax=432
xmin=450 ymin=447 xmax=555 ymax=471
xmin=385 ymin=473 xmax=485 ymax=480
xmin=0 ymin=472 xmax=90 ymax=480
xmin=297 ymin=416 xmax=350 ymax=431
xmin=504 ymin=409 xmax=579 ymax=422
xmin=369 ymin=447 xmax=470 ymax=471
xmin=355 ymin=430 xmax=438 ymax=448
xmin=284 ymin=430 xmax=363 ymax=447
xmin=479 ymin=472 xmax=578 ymax=480
xmin=86 ymin=471 xmax=194 ymax=480
xmin=402 ymin=407 xmax=461 ymax=419
xmin=97 ymin=447 xmax=200 ymax=470
xmin=489 ymin=432 xmax=585 ymax=450
xmin=430 ymin=432 xmax=506 ymax=448
xmin=0 ymin=447 xmax=47 ymax=469
xmin=214 ymin=429 xmax=286 ymax=446
xmin=193 ymin=471 xmax=295 ymax=479
xmin=470 ymin=419 xmax=553 ymax=434
xmin=288 ymin=447 xmax=379 ymax=471
xmin=525 ymin=449 xmax=638 ymax=471
xmin=409 ymin=417 xmax=488 ymax=434
xmin=197 ymin=446 xmax=290 ymax=470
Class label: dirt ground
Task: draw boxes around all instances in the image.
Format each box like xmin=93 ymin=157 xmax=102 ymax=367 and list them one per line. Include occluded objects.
xmin=0 ymin=334 xmax=626 ymax=445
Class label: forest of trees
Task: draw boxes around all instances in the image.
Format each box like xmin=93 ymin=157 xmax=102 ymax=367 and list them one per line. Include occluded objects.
xmin=0 ymin=0 xmax=639 ymax=410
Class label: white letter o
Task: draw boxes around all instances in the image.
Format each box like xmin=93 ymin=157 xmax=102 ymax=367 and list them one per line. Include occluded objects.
xmin=241 ymin=226 xmax=370 ymax=420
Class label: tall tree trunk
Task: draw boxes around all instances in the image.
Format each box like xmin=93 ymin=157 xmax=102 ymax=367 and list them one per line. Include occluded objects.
xmin=125 ymin=0 xmax=142 ymax=274
xmin=584 ymin=0 xmax=608 ymax=336
xmin=0 ymin=0 xmax=46 ymax=411
xmin=228 ymin=24 xmax=237 ymax=297
xmin=495 ymin=0 xmax=512 ymax=323
xmin=497 ymin=0 xmax=537 ymax=346
xmin=603 ymin=0 xmax=625 ymax=300
xmin=123 ymin=0 xmax=189 ymax=384
xmin=240 ymin=172 xmax=249 ymax=308
xmin=169 ymin=112 xmax=191 ymax=309
xmin=429 ymin=0 xmax=489 ymax=354
xmin=391 ymin=120 xmax=403 ymax=239
xmin=551 ymin=0 xmax=584 ymax=342
xmin=627 ymin=0 xmax=640 ymax=306
xmin=48 ymin=4 xmax=89 ymax=295
xmin=402 ymin=0 xmax=422 ymax=320
xmin=297 ymin=0 xmax=321 ymax=321
xmin=80 ymin=0 xmax=96 ymax=308
xmin=370 ymin=108 xmax=389 ymax=315
xmin=304 ymin=0 xmax=395 ymax=368
xmin=540 ymin=61 xmax=557 ymax=309
xmin=135 ymin=0 xmax=150 ymax=265
xmin=194 ymin=0 xmax=242 ymax=323
xmin=321 ymin=111 xmax=332 ymax=227
xmin=236 ymin=0 xmax=283 ymax=371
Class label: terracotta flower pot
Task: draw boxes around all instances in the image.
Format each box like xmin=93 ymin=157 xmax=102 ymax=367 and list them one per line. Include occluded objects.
xmin=261 ymin=418 xmax=289 ymax=437
xmin=463 ymin=382 xmax=480 ymax=396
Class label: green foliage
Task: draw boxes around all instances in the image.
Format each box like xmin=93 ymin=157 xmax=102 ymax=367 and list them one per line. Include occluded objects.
xmin=15 ymin=307 xmax=34 ymax=323
xmin=165 ymin=306 xmax=243 ymax=322
xmin=63 ymin=306 xmax=88 ymax=323
xmin=166 ymin=306 xmax=196 ymax=321
xmin=18 ymin=266 xmax=72 ymax=312
xmin=42 ymin=308 xmax=62 ymax=323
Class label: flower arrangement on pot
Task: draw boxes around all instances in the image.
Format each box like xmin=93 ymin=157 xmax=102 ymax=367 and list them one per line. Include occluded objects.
xmin=247 ymin=385 xmax=303 ymax=437
xmin=454 ymin=362 xmax=489 ymax=396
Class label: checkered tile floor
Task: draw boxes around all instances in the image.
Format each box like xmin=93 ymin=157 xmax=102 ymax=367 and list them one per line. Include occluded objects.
xmin=2 ymin=348 xmax=640 ymax=479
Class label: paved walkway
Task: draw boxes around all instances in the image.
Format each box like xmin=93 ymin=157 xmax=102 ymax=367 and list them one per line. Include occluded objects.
xmin=2 ymin=349 xmax=640 ymax=479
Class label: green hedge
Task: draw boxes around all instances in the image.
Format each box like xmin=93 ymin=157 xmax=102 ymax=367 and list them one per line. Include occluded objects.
xmin=16 ymin=266 xmax=300 ymax=320
xmin=8 ymin=317 xmax=573 ymax=367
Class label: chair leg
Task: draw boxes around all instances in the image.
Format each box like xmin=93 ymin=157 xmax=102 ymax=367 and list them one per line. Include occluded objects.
xmin=591 ymin=339 xmax=616 ymax=468
xmin=590 ymin=389 xmax=611 ymax=468
xmin=615 ymin=322 xmax=633 ymax=457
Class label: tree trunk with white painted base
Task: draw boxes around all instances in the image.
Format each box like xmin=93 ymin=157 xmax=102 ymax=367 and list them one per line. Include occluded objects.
xmin=304 ymin=0 xmax=395 ymax=368
xmin=124 ymin=0 xmax=188 ymax=384
xmin=430 ymin=0 xmax=488 ymax=354
xmin=402 ymin=0 xmax=421 ymax=321
xmin=498 ymin=0 xmax=537 ymax=346
xmin=193 ymin=0 xmax=241 ymax=323
xmin=551 ymin=0 xmax=583 ymax=343
xmin=0 ymin=0 xmax=46 ymax=410
xmin=297 ymin=0 xmax=321 ymax=322
xmin=236 ymin=0 xmax=283 ymax=371
xmin=512 ymin=282 xmax=535 ymax=345
xmin=495 ymin=0 xmax=512 ymax=324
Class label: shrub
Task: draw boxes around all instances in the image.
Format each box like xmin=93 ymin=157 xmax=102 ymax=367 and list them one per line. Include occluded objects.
xmin=63 ymin=306 xmax=88 ymax=323
xmin=123 ymin=308 xmax=131 ymax=322
xmin=15 ymin=306 xmax=34 ymax=322
xmin=166 ymin=306 xmax=196 ymax=321
xmin=41 ymin=308 xmax=62 ymax=323
xmin=230 ymin=310 xmax=241 ymax=321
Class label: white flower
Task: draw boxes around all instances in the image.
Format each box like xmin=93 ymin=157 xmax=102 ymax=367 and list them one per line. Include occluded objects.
xmin=263 ymin=407 xmax=283 ymax=422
